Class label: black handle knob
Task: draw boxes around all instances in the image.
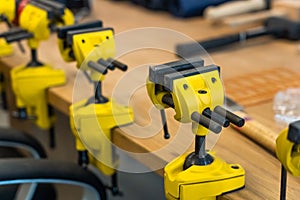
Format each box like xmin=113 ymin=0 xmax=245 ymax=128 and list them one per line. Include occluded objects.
xmin=191 ymin=112 xmax=222 ymax=134
xmin=214 ymin=106 xmax=245 ymax=127
xmin=97 ymin=58 xmax=114 ymax=70
xmin=107 ymin=58 xmax=128 ymax=71
xmin=87 ymin=61 xmax=107 ymax=75
xmin=5 ymin=31 xmax=33 ymax=43
xmin=202 ymin=108 xmax=230 ymax=127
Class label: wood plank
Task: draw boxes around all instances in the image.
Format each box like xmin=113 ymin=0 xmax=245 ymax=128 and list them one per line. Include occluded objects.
xmin=1 ymin=1 xmax=300 ymax=199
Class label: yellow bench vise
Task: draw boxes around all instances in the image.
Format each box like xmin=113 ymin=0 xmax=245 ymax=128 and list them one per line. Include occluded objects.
xmin=0 ymin=0 xmax=74 ymax=55
xmin=10 ymin=65 xmax=65 ymax=129
xmin=147 ymin=58 xmax=245 ymax=200
xmin=57 ymin=21 xmax=134 ymax=195
xmin=277 ymin=120 xmax=300 ymax=176
xmin=4 ymin=0 xmax=75 ymax=148
xmin=276 ymin=120 xmax=300 ymax=200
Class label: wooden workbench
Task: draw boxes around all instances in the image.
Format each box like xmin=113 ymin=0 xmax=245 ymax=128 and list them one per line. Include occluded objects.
xmin=1 ymin=1 xmax=300 ymax=199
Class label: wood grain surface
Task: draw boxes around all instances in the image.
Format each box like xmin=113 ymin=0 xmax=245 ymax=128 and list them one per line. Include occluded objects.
xmin=1 ymin=1 xmax=300 ymax=199
xmin=224 ymin=67 xmax=300 ymax=107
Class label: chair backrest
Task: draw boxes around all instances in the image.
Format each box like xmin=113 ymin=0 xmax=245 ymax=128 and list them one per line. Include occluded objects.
xmin=0 ymin=127 xmax=107 ymax=199
xmin=0 ymin=127 xmax=46 ymax=159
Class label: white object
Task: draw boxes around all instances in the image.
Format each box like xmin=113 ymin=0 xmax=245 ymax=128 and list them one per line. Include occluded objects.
xmin=273 ymin=88 xmax=300 ymax=127
xmin=204 ymin=0 xmax=267 ymax=20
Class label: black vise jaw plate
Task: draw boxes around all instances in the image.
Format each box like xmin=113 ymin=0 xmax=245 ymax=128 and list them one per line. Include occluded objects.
xmin=149 ymin=58 xmax=220 ymax=91
xmin=288 ymin=120 xmax=300 ymax=144
xmin=57 ymin=20 xmax=103 ymax=40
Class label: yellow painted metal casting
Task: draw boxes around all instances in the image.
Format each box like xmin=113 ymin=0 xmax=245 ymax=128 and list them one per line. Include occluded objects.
xmin=19 ymin=3 xmax=50 ymax=49
xmin=19 ymin=2 xmax=74 ymax=49
xmin=276 ymin=127 xmax=300 ymax=176
xmin=70 ymin=98 xmax=133 ymax=176
xmin=147 ymin=66 xmax=224 ymax=136
xmin=0 ymin=0 xmax=15 ymax=22
xmin=165 ymin=152 xmax=245 ymax=200
xmin=58 ymin=27 xmax=115 ymax=81
xmin=11 ymin=64 xmax=66 ymax=129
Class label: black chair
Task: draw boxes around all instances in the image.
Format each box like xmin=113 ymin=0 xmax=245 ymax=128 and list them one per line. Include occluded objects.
xmin=0 ymin=127 xmax=107 ymax=200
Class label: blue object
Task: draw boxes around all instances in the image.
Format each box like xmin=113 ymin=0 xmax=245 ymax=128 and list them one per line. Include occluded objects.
xmin=131 ymin=0 xmax=167 ymax=10
xmin=127 ymin=0 xmax=234 ymax=17
xmin=146 ymin=0 xmax=168 ymax=10
xmin=168 ymin=0 xmax=234 ymax=17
